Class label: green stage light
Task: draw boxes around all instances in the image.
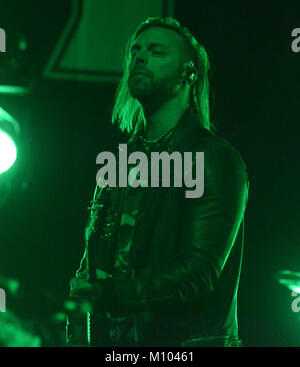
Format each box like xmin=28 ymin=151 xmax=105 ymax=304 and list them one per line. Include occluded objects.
xmin=0 ymin=130 xmax=17 ymax=174
xmin=0 ymin=107 xmax=20 ymax=175
xmin=276 ymin=270 xmax=300 ymax=294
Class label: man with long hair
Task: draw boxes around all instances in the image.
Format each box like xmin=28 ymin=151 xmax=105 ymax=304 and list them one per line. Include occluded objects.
xmin=67 ymin=17 xmax=249 ymax=347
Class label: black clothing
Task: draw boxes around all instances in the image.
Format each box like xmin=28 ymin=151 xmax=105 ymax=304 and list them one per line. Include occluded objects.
xmin=67 ymin=109 xmax=249 ymax=346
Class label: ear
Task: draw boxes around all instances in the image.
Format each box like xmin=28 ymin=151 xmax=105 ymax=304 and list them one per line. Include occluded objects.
xmin=182 ymin=61 xmax=198 ymax=85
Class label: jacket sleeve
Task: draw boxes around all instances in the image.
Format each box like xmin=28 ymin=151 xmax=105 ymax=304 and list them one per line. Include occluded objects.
xmin=100 ymin=141 xmax=249 ymax=315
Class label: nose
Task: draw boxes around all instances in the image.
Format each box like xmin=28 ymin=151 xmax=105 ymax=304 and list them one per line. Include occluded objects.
xmin=135 ymin=55 xmax=146 ymax=65
xmin=129 ymin=53 xmax=146 ymax=75
xmin=132 ymin=48 xmax=147 ymax=65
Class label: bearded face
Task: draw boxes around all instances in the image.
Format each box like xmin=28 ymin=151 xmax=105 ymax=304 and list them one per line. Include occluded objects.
xmin=127 ymin=27 xmax=186 ymax=106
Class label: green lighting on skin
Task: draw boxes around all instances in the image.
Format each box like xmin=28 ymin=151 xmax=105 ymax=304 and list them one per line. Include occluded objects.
xmin=0 ymin=130 xmax=17 ymax=174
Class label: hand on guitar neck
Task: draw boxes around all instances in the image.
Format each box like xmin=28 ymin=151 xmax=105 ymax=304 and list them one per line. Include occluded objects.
xmin=69 ymin=269 xmax=113 ymax=314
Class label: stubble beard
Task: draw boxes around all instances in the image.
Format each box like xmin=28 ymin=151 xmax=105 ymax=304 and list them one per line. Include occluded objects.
xmin=128 ymin=72 xmax=182 ymax=108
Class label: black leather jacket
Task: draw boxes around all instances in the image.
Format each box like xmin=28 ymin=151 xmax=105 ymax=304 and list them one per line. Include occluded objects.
xmin=67 ymin=109 xmax=249 ymax=347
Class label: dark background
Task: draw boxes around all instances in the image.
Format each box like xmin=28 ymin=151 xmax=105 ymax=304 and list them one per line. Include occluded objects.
xmin=0 ymin=0 xmax=299 ymax=346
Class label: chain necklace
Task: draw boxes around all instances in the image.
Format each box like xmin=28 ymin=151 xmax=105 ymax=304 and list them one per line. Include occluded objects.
xmin=140 ymin=121 xmax=177 ymax=145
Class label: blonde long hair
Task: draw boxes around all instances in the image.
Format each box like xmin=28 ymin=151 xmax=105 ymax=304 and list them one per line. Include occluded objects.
xmin=112 ymin=17 xmax=217 ymax=139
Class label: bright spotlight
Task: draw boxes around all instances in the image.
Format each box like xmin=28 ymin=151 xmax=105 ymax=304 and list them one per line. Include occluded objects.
xmin=0 ymin=130 xmax=17 ymax=174
xmin=0 ymin=107 xmax=20 ymax=175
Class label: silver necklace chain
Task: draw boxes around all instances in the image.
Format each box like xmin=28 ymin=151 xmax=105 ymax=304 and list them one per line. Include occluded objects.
xmin=140 ymin=122 xmax=177 ymax=145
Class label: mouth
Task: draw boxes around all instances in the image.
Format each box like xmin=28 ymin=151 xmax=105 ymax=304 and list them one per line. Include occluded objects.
xmin=131 ymin=70 xmax=149 ymax=77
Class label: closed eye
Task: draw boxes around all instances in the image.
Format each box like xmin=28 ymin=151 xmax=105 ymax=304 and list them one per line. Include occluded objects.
xmin=152 ymin=50 xmax=164 ymax=55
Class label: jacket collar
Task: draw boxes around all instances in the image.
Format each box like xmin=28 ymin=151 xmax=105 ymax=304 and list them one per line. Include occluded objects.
xmin=168 ymin=108 xmax=200 ymax=149
xmin=128 ymin=108 xmax=212 ymax=152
